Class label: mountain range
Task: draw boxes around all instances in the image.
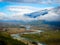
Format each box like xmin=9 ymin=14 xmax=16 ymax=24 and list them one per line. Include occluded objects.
xmin=0 ymin=6 xmax=60 ymax=29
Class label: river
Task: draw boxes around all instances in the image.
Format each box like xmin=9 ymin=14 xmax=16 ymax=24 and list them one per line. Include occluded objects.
xmin=10 ymin=30 xmax=46 ymax=45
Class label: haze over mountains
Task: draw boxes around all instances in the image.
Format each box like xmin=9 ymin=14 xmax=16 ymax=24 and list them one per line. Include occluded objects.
xmin=0 ymin=6 xmax=60 ymax=29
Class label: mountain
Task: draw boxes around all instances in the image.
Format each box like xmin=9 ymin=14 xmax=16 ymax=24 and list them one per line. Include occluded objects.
xmin=0 ymin=6 xmax=60 ymax=29
xmin=0 ymin=20 xmax=26 ymax=28
xmin=25 ymin=6 xmax=60 ymax=30
xmin=27 ymin=20 xmax=60 ymax=30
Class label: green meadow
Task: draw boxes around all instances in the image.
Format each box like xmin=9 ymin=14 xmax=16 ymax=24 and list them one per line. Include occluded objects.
xmin=21 ymin=30 xmax=60 ymax=45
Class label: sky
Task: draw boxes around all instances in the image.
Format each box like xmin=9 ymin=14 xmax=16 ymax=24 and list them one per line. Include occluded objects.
xmin=0 ymin=0 xmax=60 ymax=21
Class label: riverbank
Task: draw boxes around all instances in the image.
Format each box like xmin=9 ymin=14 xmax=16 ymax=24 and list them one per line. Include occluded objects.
xmin=0 ymin=32 xmax=26 ymax=45
xmin=21 ymin=30 xmax=60 ymax=45
xmin=10 ymin=30 xmax=44 ymax=45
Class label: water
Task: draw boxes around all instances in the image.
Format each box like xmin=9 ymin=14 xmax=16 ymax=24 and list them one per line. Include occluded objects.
xmin=11 ymin=34 xmax=21 ymax=40
xmin=11 ymin=30 xmax=46 ymax=45
xmin=20 ymin=30 xmax=43 ymax=34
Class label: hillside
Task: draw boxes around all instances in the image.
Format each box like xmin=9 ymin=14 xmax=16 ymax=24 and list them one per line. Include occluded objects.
xmin=0 ymin=32 xmax=26 ymax=45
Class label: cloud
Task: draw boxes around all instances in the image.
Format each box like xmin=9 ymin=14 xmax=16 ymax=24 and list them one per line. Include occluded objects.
xmin=21 ymin=6 xmax=60 ymax=21
xmin=9 ymin=14 xmax=35 ymax=21
xmin=0 ymin=6 xmax=43 ymax=21
xmin=6 ymin=6 xmax=54 ymax=21
xmin=7 ymin=5 xmax=53 ymax=13
xmin=0 ymin=0 xmax=3 ymax=2
xmin=7 ymin=6 xmax=39 ymax=13
xmin=37 ymin=8 xmax=60 ymax=21
xmin=0 ymin=5 xmax=60 ymax=22
xmin=0 ymin=12 xmax=8 ymax=20
xmin=4 ymin=0 xmax=60 ymax=4
xmin=54 ymin=0 xmax=60 ymax=3
xmin=5 ymin=6 xmax=40 ymax=21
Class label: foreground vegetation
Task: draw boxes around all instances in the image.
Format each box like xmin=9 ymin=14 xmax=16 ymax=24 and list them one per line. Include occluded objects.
xmin=0 ymin=32 xmax=26 ymax=45
xmin=21 ymin=30 xmax=60 ymax=45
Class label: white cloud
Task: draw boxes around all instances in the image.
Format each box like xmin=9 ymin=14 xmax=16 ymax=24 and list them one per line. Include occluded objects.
xmin=0 ymin=6 xmax=40 ymax=21
xmin=9 ymin=14 xmax=35 ymax=21
xmin=7 ymin=6 xmax=40 ymax=14
xmin=0 ymin=12 xmax=8 ymax=20
xmin=3 ymin=6 xmax=53 ymax=21
xmin=0 ymin=12 xmax=5 ymax=16
xmin=0 ymin=5 xmax=59 ymax=22
xmin=0 ymin=0 xmax=3 ymax=2
xmin=5 ymin=6 xmax=40 ymax=21
xmin=37 ymin=9 xmax=60 ymax=21
xmin=6 ymin=6 xmax=53 ymax=21
xmin=53 ymin=0 xmax=60 ymax=3
xmin=7 ymin=6 xmax=53 ymax=13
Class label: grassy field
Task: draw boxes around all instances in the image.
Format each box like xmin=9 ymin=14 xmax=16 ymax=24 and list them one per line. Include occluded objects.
xmin=0 ymin=32 xmax=26 ymax=45
xmin=21 ymin=30 xmax=60 ymax=45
